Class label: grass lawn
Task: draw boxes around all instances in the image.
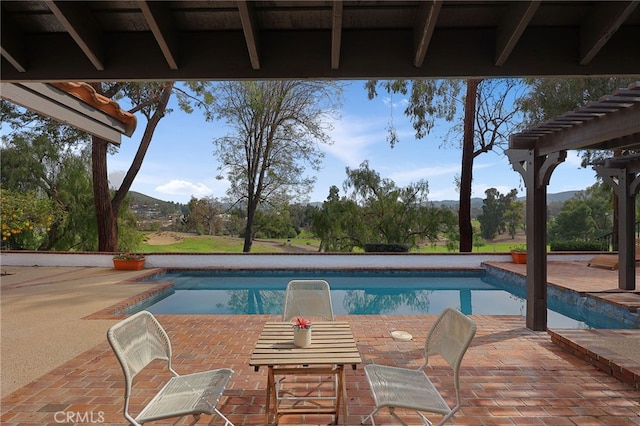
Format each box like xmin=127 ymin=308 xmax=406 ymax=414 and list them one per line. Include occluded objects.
xmin=139 ymin=232 xmax=526 ymax=253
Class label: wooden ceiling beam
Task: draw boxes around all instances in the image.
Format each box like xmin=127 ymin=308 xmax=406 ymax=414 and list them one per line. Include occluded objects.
xmin=0 ymin=13 xmax=27 ymax=72
xmin=138 ymin=1 xmax=179 ymax=70
xmin=413 ymin=0 xmax=441 ymax=68
xmin=331 ymin=1 xmax=343 ymax=70
xmin=238 ymin=0 xmax=260 ymax=70
xmin=44 ymin=0 xmax=104 ymax=71
xmin=580 ymin=1 xmax=639 ymax=65
xmin=495 ymin=1 xmax=540 ymax=67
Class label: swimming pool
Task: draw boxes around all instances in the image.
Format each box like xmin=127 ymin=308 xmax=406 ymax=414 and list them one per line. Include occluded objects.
xmin=134 ymin=269 xmax=632 ymax=329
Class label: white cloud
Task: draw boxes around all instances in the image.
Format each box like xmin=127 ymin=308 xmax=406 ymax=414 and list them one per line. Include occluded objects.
xmin=108 ymin=171 xmax=126 ymax=189
xmin=155 ymin=180 xmax=214 ymax=199
xmin=382 ymin=97 xmax=409 ymax=109
xmin=389 ymin=164 xmax=461 ymax=184
xmin=564 ymin=151 xmax=585 ymax=167
xmin=324 ymin=115 xmax=384 ymax=167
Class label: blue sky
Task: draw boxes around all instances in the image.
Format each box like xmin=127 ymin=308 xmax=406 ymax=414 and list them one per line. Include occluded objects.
xmin=108 ymin=81 xmax=597 ymax=205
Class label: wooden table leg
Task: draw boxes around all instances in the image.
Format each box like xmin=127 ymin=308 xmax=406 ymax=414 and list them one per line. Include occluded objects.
xmin=341 ymin=366 xmax=348 ymax=426
xmin=265 ymin=367 xmax=274 ymax=425
xmin=334 ymin=365 xmax=346 ymax=425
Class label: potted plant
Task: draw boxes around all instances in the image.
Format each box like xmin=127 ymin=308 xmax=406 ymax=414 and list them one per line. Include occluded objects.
xmin=292 ymin=317 xmax=312 ymax=348
xmin=113 ymin=253 xmax=145 ymax=270
xmin=510 ymin=245 xmax=527 ymax=264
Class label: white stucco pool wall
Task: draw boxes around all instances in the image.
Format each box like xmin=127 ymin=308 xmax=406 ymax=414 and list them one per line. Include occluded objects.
xmin=1 ymin=251 xmax=597 ymax=269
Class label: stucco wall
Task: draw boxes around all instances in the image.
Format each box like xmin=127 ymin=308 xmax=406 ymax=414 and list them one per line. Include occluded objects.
xmin=0 ymin=251 xmax=596 ymax=269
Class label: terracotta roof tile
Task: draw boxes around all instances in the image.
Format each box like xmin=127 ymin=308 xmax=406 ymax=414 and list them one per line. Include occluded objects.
xmin=51 ymin=82 xmax=137 ymax=136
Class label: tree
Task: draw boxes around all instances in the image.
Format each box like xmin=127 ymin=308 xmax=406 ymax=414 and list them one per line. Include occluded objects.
xmin=478 ymin=188 xmax=503 ymax=240
xmin=1 ymin=106 xmax=99 ymax=250
xmin=91 ymin=82 xmax=213 ymax=252
xmin=342 ymin=161 xmax=457 ymax=249
xmin=91 ymin=82 xmax=173 ymax=252
xmin=366 ymin=78 xmax=523 ymax=252
xmin=365 ymin=79 xmax=460 ymax=147
xmin=504 ymin=199 xmax=525 ymax=239
xmin=0 ymin=189 xmax=60 ymax=250
xmin=186 ymin=196 xmax=224 ymax=235
xmin=252 ymin=207 xmax=297 ymax=239
xmin=210 ymin=81 xmax=342 ymax=252
xmin=312 ymin=185 xmax=366 ymax=252
xmin=548 ymin=201 xmax=597 ymax=243
xmin=477 ymin=188 xmax=519 ymax=240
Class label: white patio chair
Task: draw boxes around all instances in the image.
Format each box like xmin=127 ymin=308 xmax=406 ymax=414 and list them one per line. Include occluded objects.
xmin=279 ymin=279 xmax=336 ymax=404
xmin=107 ymin=311 xmax=235 ymax=426
xmin=282 ymin=279 xmax=335 ymax=321
xmin=362 ymin=307 xmax=477 ymax=426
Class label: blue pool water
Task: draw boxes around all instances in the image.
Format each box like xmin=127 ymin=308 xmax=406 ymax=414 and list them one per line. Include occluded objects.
xmin=135 ymin=269 xmax=632 ymax=329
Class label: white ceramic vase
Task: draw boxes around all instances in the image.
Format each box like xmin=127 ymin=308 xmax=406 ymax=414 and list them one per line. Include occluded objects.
xmin=293 ymin=327 xmax=312 ymax=348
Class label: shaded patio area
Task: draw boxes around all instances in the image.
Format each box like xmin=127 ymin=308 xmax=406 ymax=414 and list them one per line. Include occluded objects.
xmin=1 ymin=263 xmax=639 ymax=425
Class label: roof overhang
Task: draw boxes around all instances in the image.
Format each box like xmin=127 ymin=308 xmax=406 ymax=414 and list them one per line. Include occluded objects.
xmin=1 ymin=1 xmax=639 ymax=82
xmin=0 ymin=82 xmax=136 ymax=145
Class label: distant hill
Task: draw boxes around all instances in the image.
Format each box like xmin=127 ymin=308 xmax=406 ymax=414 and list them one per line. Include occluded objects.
xmin=126 ymin=190 xmax=582 ymax=212
xmin=128 ymin=191 xmax=181 ymax=207
xmin=429 ymin=190 xmax=581 ymax=210
xmin=128 ymin=191 xmax=185 ymax=218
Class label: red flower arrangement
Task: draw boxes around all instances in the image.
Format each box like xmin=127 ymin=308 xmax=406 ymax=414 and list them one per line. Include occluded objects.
xmin=293 ymin=317 xmax=312 ymax=329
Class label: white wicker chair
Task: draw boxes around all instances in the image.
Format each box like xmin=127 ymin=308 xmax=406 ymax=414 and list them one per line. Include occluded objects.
xmin=282 ymin=279 xmax=335 ymax=321
xmin=279 ymin=279 xmax=336 ymax=403
xmin=362 ymin=307 xmax=477 ymax=426
xmin=107 ymin=311 xmax=235 ymax=426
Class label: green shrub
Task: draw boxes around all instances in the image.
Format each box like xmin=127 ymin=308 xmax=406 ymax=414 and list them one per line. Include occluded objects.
xmin=550 ymin=240 xmax=607 ymax=251
xmin=363 ymin=243 xmax=410 ymax=253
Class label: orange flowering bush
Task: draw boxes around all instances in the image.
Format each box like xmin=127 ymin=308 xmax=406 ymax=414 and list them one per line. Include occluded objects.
xmin=0 ymin=189 xmax=58 ymax=249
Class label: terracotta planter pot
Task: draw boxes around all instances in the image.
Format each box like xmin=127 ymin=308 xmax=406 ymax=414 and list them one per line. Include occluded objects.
xmin=293 ymin=327 xmax=312 ymax=348
xmin=113 ymin=259 xmax=145 ymax=270
xmin=511 ymin=252 xmax=526 ymax=264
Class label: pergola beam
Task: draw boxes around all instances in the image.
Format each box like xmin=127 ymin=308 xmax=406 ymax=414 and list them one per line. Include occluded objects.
xmin=511 ymin=83 xmax=640 ymax=155
xmin=535 ymin=102 xmax=640 ymax=155
xmin=138 ymin=1 xmax=179 ymax=70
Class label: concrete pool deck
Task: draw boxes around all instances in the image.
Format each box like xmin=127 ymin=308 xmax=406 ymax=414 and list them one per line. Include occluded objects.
xmin=1 ymin=263 xmax=639 ymax=424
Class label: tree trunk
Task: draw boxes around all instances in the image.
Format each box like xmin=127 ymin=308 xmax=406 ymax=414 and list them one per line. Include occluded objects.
xmin=243 ymin=201 xmax=256 ymax=252
xmin=92 ymin=136 xmax=118 ymax=251
xmin=459 ymin=79 xmax=481 ymax=252
xmin=91 ymin=82 xmax=174 ymax=252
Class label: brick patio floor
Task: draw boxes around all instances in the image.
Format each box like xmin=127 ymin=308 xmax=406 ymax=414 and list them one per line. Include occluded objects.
xmin=1 ymin=263 xmax=639 ymax=425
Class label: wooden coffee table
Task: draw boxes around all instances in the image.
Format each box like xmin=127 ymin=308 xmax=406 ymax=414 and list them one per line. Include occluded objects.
xmin=249 ymin=321 xmax=362 ymax=425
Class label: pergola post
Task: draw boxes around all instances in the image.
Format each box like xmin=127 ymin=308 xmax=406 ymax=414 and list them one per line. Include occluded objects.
xmin=507 ymin=148 xmax=566 ymax=331
xmin=594 ymin=159 xmax=640 ymax=291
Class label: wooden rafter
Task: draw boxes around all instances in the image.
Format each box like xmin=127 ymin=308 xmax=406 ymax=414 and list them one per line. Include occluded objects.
xmin=238 ymin=0 xmax=260 ymax=70
xmin=331 ymin=1 xmax=343 ymax=70
xmin=413 ymin=0 xmax=441 ymax=68
xmin=580 ymin=1 xmax=639 ymax=65
xmin=138 ymin=1 xmax=179 ymax=70
xmin=495 ymin=1 xmax=540 ymax=67
xmin=44 ymin=0 xmax=104 ymax=71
